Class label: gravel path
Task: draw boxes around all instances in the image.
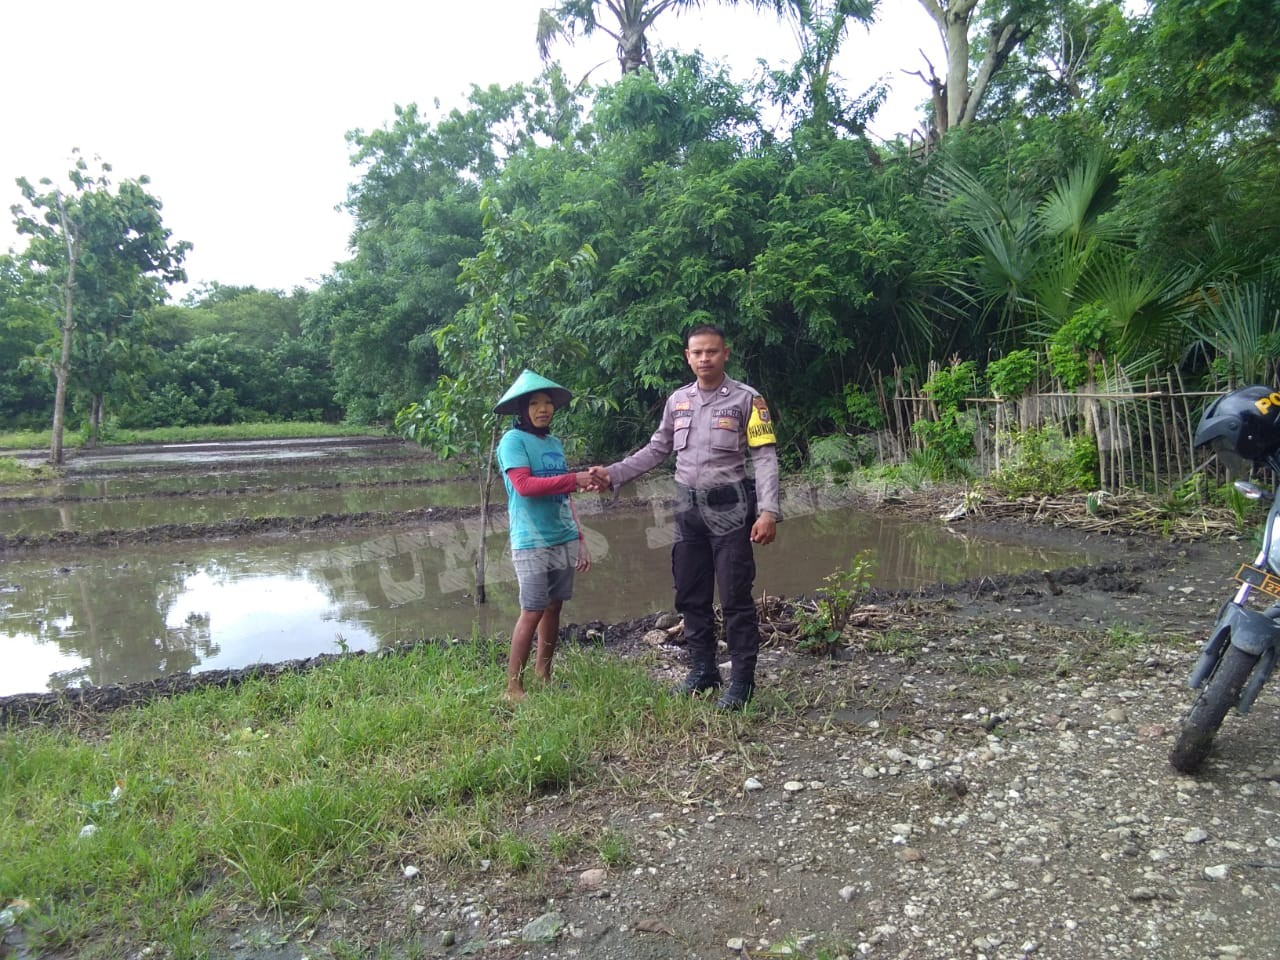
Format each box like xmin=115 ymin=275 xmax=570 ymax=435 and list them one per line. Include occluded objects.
xmin=385 ymin=536 xmax=1280 ymax=960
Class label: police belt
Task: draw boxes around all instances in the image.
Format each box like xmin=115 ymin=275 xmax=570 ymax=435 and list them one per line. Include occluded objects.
xmin=675 ymin=480 xmax=755 ymax=507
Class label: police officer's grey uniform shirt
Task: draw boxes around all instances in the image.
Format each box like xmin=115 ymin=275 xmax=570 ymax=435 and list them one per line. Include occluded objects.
xmin=606 ymin=376 xmax=780 ymax=517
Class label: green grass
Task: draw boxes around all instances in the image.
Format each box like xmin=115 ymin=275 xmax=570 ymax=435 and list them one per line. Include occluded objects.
xmin=0 ymin=456 xmax=56 ymax=483
xmin=0 ymin=421 xmax=387 ymax=451
xmin=864 ymin=630 xmax=924 ymax=659
xmin=1105 ymin=625 xmax=1154 ymax=649
xmin=0 ymin=640 xmax=725 ymax=958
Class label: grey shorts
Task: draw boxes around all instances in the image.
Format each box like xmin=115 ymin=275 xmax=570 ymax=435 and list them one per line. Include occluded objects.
xmin=512 ymin=541 xmax=579 ymax=611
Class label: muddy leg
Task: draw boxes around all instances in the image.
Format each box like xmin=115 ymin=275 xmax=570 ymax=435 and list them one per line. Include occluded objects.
xmin=507 ymin=609 xmax=544 ymax=701
xmin=533 ymin=600 xmax=563 ymax=683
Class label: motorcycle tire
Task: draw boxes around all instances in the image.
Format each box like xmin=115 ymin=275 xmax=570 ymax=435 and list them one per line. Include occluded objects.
xmin=1169 ymin=644 xmax=1261 ymax=774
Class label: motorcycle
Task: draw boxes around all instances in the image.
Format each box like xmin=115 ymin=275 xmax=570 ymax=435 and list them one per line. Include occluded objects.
xmin=1170 ymin=384 xmax=1280 ymax=773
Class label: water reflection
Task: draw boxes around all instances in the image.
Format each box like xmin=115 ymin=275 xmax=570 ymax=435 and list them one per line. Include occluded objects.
xmin=0 ymin=490 xmax=1100 ymax=697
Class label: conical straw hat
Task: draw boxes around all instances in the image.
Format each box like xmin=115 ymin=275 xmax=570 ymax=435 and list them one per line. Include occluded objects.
xmin=493 ymin=369 xmax=573 ymax=415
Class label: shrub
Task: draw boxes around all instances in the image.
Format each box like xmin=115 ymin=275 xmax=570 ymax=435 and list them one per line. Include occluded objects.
xmin=1046 ymin=306 xmax=1108 ymax=389
xmin=990 ymin=425 xmax=1098 ymax=496
xmin=796 ymin=551 xmax=876 ymax=656
xmin=986 ymin=349 xmax=1039 ymax=399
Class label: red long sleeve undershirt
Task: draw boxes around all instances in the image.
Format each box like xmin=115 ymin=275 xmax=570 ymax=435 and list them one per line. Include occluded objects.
xmin=505 ymin=466 xmax=577 ymax=497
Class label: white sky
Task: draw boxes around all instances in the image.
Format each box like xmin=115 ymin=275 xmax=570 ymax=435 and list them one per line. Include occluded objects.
xmin=2 ymin=0 xmax=940 ymax=300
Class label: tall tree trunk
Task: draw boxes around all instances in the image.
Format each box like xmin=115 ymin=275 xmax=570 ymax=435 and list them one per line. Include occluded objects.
xmin=917 ymin=0 xmax=1035 ymax=136
xmin=918 ymin=0 xmax=979 ymax=134
xmin=50 ymin=193 xmax=77 ymax=467
xmin=942 ymin=1 xmax=976 ymax=130
xmin=617 ymin=22 xmax=650 ymax=73
xmin=50 ymin=304 xmax=72 ymax=466
xmin=88 ymin=394 xmax=105 ymax=447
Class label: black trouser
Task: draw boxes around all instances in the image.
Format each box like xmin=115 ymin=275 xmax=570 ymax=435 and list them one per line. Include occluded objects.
xmin=671 ymin=483 xmax=758 ymax=683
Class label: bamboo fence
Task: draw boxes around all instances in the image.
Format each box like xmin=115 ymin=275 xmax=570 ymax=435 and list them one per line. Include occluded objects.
xmin=864 ymin=364 xmax=1235 ymax=496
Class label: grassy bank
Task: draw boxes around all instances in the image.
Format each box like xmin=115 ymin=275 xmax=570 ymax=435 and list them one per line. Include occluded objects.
xmin=0 ymin=421 xmax=388 ymax=452
xmin=0 ymin=457 xmax=56 ymax=483
xmin=0 ymin=640 xmax=729 ymax=959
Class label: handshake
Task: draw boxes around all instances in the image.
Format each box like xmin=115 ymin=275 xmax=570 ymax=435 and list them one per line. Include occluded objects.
xmin=573 ymin=465 xmax=613 ymax=493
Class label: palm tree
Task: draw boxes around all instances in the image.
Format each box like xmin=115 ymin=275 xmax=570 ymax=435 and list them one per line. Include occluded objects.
xmin=932 ymin=147 xmax=1192 ymax=366
xmin=537 ymin=1 xmax=808 ymax=76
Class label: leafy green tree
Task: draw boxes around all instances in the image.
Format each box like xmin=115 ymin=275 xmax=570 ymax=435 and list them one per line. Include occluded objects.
xmin=10 ymin=152 xmax=188 ymax=461
xmin=758 ymin=0 xmax=882 ymax=140
xmin=117 ymin=327 xmax=338 ymax=427
xmin=312 ymin=1 xmax=1274 ymax=473
xmin=397 ymin=197 xmax=600 ymax=603
xmin=0 ymin=255 xmax=55 ymax=428
xmin=977 ymin=0 xmax=1120 ymax=123
xmin=488 ymin=53 xmax=954 ymax=448
xmin=307 ymin=84 xmax=569 ymax=423
xmin=181 ymin=284 xmax=307 ymax=351
xmin=1091 ymin=1 xmax=1280 ymax=278
xmin=932 ymin=144 xmax=1194 ymax=364
xmin=1094 ymin=0 xmax=1280 ymax=149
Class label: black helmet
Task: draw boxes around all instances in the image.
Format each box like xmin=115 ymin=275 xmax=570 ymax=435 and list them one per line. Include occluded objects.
xmin=1194 ymin=385 xmax=1280 ymax=462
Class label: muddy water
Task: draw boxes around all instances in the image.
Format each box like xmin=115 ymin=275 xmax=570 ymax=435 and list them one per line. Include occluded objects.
xmin=10 ymin=435 xmax=408 ymax=470
xmin=0 ymin=481 xmax=481 ymax=534
xmin=0 ymin=492 xmax=1100 ymax=697
xmin=0 ymin=461 xmax=453 ymax=501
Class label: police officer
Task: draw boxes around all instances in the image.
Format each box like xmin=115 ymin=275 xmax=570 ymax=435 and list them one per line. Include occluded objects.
xmin=591 ymin=324 xmax=779 ymax=710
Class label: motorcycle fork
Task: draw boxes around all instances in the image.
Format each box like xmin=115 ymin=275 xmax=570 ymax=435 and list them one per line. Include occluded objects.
xmin=1189 ymin=599 xmax=1280 ymax=693
xmin=1238 ymin=644 xmax=1277 ymax=715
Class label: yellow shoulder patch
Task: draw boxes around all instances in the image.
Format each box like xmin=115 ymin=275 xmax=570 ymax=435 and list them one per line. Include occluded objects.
xmin=747 ymin=395 xmax=776 ymax=448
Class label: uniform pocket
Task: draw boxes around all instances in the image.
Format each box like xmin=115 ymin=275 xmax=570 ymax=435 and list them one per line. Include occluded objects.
xmin=710 ymin=428 xmax=739 ymax=451
xmin=674 ymin=427 xmax=690 ymax=451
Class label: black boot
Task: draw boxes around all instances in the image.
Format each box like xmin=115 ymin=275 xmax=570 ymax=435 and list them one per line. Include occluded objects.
xmin=672 ymin=668 xmax=722 ymax=696
xmin=716 ymin=679 xmax=755 ymax=712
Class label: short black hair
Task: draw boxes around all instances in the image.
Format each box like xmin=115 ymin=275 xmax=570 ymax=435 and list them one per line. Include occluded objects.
xmin=685 ymin=323 xmax=726 ymax=346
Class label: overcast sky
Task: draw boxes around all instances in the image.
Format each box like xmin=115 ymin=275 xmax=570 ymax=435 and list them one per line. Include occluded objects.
xmin=3 ymin=1 xmax=940 ymax=300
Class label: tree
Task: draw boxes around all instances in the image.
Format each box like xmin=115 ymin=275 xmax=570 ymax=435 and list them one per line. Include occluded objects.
xmin=912 ymin=0 xmax=1045 ymax=138
xmin=932 ymin=146 xmax=1195 ymax=367
xmin=976 ymin=0 xmax=1119 ymax=123
xmin=306 ymin=87 xmax=549 ymax=423
xmin=396 ymin=197 xmax=600 ymax=604
xmin=1089 ymin=0 xmax=1280 ymax=273
xmin=10 ymin=152 xmax=188 ymax=461
xmin=1094 ymin=0 xmax=1280 ymax=148
xmin=0 ymin=255 xmax=55 ymax=428
xmin=765 ymin=0 xmax=881 ymax=138
xmin=537 ymin=0 xmax=793 ymax=76
xmin=538 ymin=0 xmax=693 ymax=75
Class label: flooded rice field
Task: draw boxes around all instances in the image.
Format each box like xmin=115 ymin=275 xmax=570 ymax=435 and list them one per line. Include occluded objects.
xmin=0 ymin=479 xmax=480 ymax=534
xmin=0 ymin=439 xmax=1102 ymax=697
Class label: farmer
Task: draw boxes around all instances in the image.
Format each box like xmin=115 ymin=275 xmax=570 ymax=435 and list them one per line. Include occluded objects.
xmin=494 ymin=370 xmax=598 ymax=701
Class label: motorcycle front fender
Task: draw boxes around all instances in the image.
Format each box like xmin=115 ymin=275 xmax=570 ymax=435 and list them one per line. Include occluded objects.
xmin=1188 ymin=602 xmax=1280 ymax=689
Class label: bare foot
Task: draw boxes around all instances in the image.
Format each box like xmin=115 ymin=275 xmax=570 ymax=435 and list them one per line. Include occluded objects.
xmin=504 ymin=684 xmax=526 ymax=703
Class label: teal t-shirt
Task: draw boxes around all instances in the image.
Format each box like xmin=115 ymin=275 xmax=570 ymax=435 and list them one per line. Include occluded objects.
xmin=496 ymin=428 xmax=578 ymax=550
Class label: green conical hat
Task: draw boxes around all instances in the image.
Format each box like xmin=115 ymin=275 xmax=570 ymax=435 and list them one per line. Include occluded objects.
xmin=493 ymin=369 xmax=573 ymax=415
